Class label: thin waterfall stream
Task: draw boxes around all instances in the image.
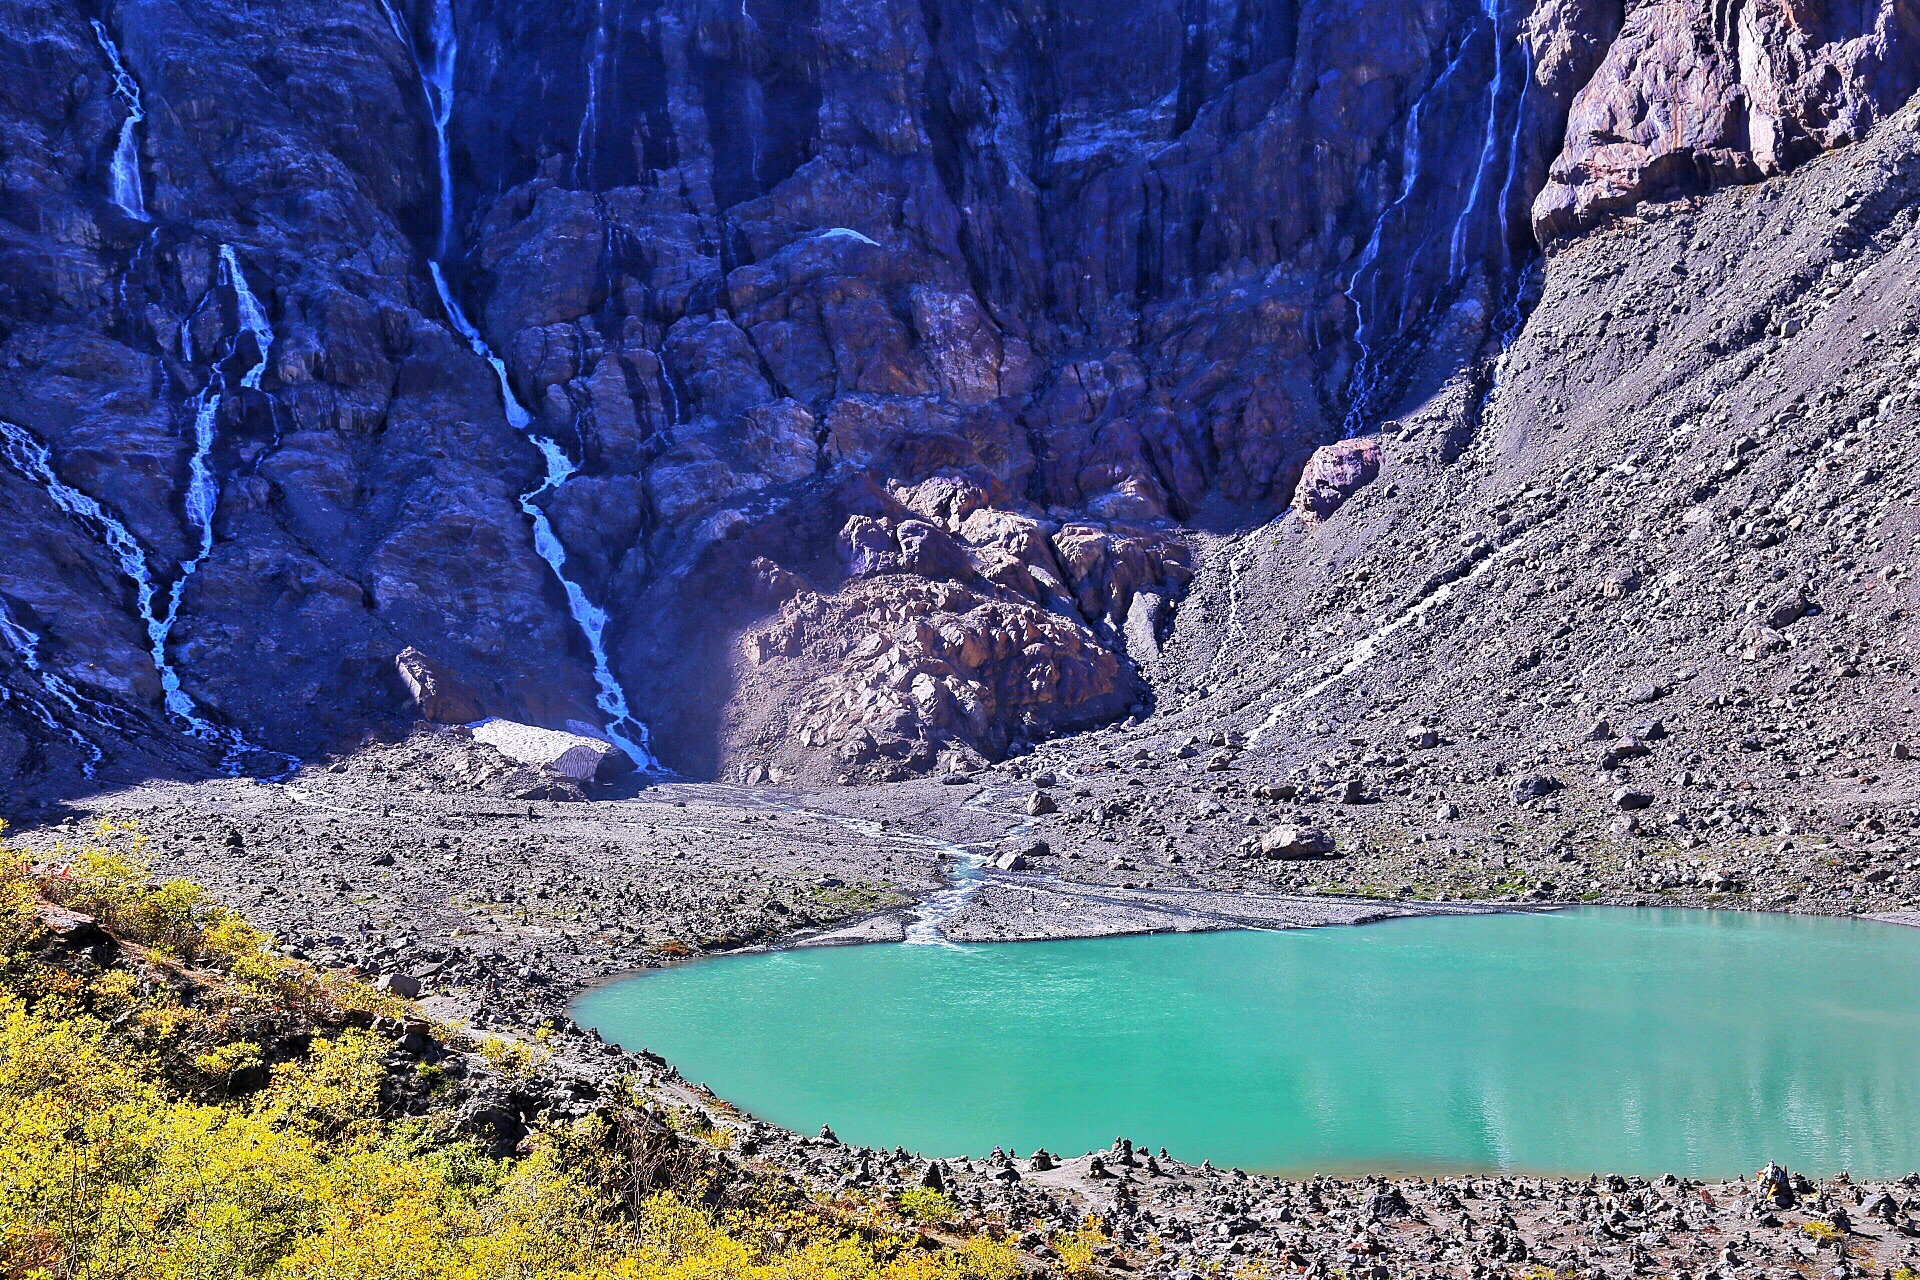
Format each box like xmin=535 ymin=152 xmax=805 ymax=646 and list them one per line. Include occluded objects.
xmin=0 ymin=598 xmax=109 ymax=777
xmin=0 ymin=412 xmax=288 ymax=775
xmin=1447 ymin=0 xmax=1510 ymax=284
xmin=1342 ymin=0 xmax=1535 ymax=436
xmin=393 ymin=0 xmax=656 ymax=767
xmin=1342 ymin=32 xmax=1473 ymax=435
xmin=90 ymin=18 xmax=148 ymax=220
xmin=0 ymin=246 xmax=287 ymax=774
xmin=573 ymin=0 xmax=609 ymax=188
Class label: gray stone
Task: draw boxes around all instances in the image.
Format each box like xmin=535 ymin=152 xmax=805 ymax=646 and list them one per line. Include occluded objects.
xmin=1512 ymin=775 xmax=1564 ymax=802
xmin=375 ymin=973 xmax=422 ymax=999
xmin=1753 ymin=585 xmax=1811 ymax=629
xmin=1258 ymin=825 xmax=1335 ymax=859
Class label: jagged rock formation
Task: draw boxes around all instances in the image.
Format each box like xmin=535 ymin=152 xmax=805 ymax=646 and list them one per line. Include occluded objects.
xmin=0 ymin=0 xmax=1910 ymax=789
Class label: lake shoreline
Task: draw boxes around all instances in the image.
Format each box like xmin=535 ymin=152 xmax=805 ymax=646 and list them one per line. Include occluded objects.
xmin=573 ymin=907 xmax=1920 ymax=1178
xmin=13 ymin=769 xmax=1920 ymax=1278
xmin=564 ymin=906 xmax=1920 ymax=1279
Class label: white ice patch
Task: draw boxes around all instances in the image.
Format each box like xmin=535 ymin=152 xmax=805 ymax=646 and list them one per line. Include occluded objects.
xmin=817 ymin=227 xmax=880 ymax=247
xmin=470 ymin=717 xmax=629 ymax=780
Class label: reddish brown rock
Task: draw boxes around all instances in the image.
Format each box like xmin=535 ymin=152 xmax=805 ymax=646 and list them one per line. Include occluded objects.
xmin=727 ymin=577 xmax=1135 ymax=783
xmin=1533 ymin=0 xmax=1920 ymax=240
xmin=1292 ymin=438 xmax=1383 ymax=522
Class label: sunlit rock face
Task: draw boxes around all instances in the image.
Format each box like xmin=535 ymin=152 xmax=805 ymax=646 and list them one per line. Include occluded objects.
xmin=0 ymin=0 xmax=1903 ymax=785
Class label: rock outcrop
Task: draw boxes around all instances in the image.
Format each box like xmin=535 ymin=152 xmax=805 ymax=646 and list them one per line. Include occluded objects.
xmin=1533 ymin=0 xmax=1920 ymax=240
xmin=0 ymin=0 xmax=1905 ymax=791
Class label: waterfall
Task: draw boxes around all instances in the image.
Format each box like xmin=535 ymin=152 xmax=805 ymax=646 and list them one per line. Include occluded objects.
xmin=574 ymin=0 xmax=609 ymax=188
xmin=1446 ymin=0 xmax=1508 ymax=284
xmin=420 ymin=0 xmax=460 ymax=259
xmin=0 ymin=417 xmax=288 ymax=775
xmin=374 ymin=0 xmax=410 ymax=46
xmin=1342 ymin=32 xmax=1474 ymax=435
xmin=0 ymin=598 xmax=108 ymax=777
xmin=0 ymin=245 xmax=293 ymax=775
xmin=0 ymin=417 xmax=176 ymax=712
xmin=1491 ymin=45 xmax=1536 ymax=343
xmin=1344 ymin=0 xmax=1536 ymax=436
xmin=226 ymin=244 xmax=277 ymax=391
xmin=169 ymin=244 xmax=276 ymax=725
xmin=90 ymin=18 xmax=148 ymax=220
xmin=397 ymin=4 xmax=657 ymax=768
xmin=430 ymin=264 xmax=655 ymax=766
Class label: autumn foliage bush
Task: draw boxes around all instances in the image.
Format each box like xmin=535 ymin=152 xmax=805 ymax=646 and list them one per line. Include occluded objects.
xmin=0 ymin=822 xmax=1032 ymax=1280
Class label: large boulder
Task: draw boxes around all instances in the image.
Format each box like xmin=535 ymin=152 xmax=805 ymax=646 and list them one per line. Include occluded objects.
xmin=1258 ymin=826 xmax=1336 ymax=859
xmin=1532 ymin=0 xmax=1920 ymax=241
xmin=1292 ymin=438 xmax=1381 ymax=522
xmin=394 ymin=647 xmax=485 ymax=724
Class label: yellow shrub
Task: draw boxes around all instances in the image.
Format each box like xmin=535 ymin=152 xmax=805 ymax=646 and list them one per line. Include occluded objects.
xmin=264 ymin=1029 xmax=392 ymax=1140
xmin=196 ymin=1039 xmax=266 ymax=1083
xmin=200 ymin=912 xmax=276 ymax=973
xmin=478 ymin=1033 xmax=550 ymax=1080
xmin=1054 ymin=1222 xmax=1108 ymax=1278
xmin=0 ymin=839 xmax=40 ymax=960
xmin=898 ymin=1187 xmax=958 ymax=1224
xmin=0 ymin=840 xmax=1039 ymax=1280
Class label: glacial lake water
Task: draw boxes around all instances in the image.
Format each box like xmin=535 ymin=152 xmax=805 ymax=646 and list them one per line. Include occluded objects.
xmin=573 ymin=907 xmax=1920 ymax=1177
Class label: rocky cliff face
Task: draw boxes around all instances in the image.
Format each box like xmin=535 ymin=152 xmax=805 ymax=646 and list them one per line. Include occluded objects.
xmin=0 ymin=0 xmax=1912 ymax=789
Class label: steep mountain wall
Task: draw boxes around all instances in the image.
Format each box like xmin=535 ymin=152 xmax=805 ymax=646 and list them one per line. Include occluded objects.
xmin=0 ymin=0 xmax=1911 ymax=789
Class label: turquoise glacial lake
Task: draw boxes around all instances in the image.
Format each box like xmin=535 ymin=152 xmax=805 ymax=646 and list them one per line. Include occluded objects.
xmin=573 ymin=908 xmax=1920 ymax=1177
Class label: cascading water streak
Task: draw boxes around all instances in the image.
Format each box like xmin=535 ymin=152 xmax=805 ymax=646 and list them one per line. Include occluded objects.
xmin=1344 ymin=0 xmax=1538 ymax=437
xmin=0 ymin=417 xmax=288 ymax=774
xmin=0 ymin=598 xmax=108 ymax=777
xmin=0 ymin=241 xmax=295 ymax=775
xmin=421 ymin=0 xmax=460 ymax=259
xmin=574 ymin=0 xmax=609 ymax=188
xmin=401 ymin=1 xmax=658 ymax=768
xmin=1490 ymin=44 xmax=1537 ymax=344
xmin=429 ymin=262 xmax=528 ymax=433
xmin=90 ymin=18 xmax=148 ymax=220
xmin=1342 ymin=32 xmax=1474 ymax=435
xmin=1447 ymin=0 xmax=1510 ymax=285
xmin=227 ymin=245 xmax=277 ymax=391
xmin=374 ymin=0 xmax=410 ymax=46
xmin=429 ymin=264 xmax=655 ymax=766
xmin=0 ymin=417 xmax=175 ymax=705
xmin=167 ymin=245 xmax=277 ymax=725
